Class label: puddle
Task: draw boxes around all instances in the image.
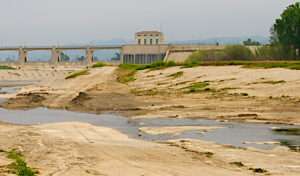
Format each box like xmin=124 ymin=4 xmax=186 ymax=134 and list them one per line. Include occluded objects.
xmin=0 ymin=107 xmax=298 ymax=151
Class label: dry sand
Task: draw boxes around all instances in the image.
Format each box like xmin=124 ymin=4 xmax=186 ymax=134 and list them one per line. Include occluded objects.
xmin=139 ymin=126 xmax=222 ymax=135
xmin=0 ymin=122 xmax=263 ymax=176
xmin=0 ymin=122 xmax=298 ymax=176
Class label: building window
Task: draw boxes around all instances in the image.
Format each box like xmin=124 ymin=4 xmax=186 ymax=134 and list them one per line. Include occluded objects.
xmin=144 ymin=39 xmax=147 ymax=45
xmin=150 ymin=39 xmax=153 ymax=45
xmin=156 ymin=39 xmax=159 ymax=44
xmin=138 ymin=39 xmax=141 ymax=45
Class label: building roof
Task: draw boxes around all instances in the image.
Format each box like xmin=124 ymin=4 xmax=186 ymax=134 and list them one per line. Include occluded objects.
xmin=135 ymin=31 xmax=163 ymax=35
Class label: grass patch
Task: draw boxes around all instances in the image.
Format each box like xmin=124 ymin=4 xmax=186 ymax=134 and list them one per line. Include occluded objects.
xmin=184 ymin=82 xmax=210 ymax=93
xmin=182 ymin=59 xmax=201 ymax=68
xmin=168 ymin=71 xmax=184 ymax=79
xmin=190 ymin=60 xmax=300 ymax=70
xmin=0 ymin=65 xmax=15 ymax=70
xmin=119 ymin=61 xmax=177 ymax=71
xmin=65 ymin=69 xmax=89 ymax=79
xmin=242 ymin=61 xmax=300 ymax=70
xmin=6 ymin=149 xmax=37 ymax=176
xmin=138 ymin=61 xmax=177 ymax=70
xmin=117 ymin=61 xmax=177 ymax=83
xmin=92 ymin=62 xmax=106 ymax=68
xmin=117 ymin=65 xmax=138 ymax=83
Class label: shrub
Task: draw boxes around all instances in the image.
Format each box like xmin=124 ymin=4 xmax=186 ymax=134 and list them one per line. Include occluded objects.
xmin=138 ymin=61 xmax=177 ymax=70
xmin=183 ymin=52 xmax=203 ymax=68
xmin=183 ymin=45 xmax=253 ymax=67
xmin=255 ymin=45 xmax=295 ymax=60
xmin=92 ymin=62 xmax=106 ymax=68
xmin=7 ymin=149 xmax=36 ymax=176
xmin=224 ymin=45 xmax=253 ymax=60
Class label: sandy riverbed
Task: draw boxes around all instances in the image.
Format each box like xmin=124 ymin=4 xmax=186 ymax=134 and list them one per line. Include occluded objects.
xmin=0 ymin=122 xmax=299 ymax=176
xmin=3 ymin=65 xmax=300 ymax=124
xmin=0 ymin=64 xmax=299 ymax=175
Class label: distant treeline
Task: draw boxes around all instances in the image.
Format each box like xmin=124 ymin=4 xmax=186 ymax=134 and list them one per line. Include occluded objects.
xmin=187 ymin=44 xmax=298 ymax=62
xmin=188 ymin=2 xmax=300 ymax=62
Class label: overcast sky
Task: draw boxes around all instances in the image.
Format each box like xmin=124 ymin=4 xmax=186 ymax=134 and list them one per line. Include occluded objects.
xmin=0 ymin=0 xmax=297 ymax=45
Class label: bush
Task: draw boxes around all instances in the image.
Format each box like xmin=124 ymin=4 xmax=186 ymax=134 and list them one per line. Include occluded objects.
xmin=7 ymin=149 xmax=36 ymax=176
xmin=92 ymin=62 xmax=106 ymax=68
xmin=138 ymin=61 xmax=177 ymax=70
xmin=183 ymin=52 xmax=203 ymax=68
xmin=255 ymin=45 xmax=295 ymax=60
xmin=224 ymin=45 xmax=253 ymax=60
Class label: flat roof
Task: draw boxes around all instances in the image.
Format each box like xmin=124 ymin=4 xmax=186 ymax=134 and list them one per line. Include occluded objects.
xmin=135 ymin=31 xmax=163 ymax=35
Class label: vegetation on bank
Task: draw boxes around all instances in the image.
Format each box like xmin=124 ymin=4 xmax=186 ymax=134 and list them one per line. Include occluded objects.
xmin=117 ymin=61 xmax=177 ymax=83
xmin=184 ymin=82 xmax=210 ymax=93
xmin=182 ymin=45 xmax=254 ymax=68
xmin=5 ymin=149 xmax=37 ymax=176
xmin=116 ymin=59 xmax=300 ymax=84
xmin=182 ymin=2 xmax=300 ymax=66
xmin=0 ymin=65 xmax=15 ymax=70
xmin=65 ymin=69 xmax=89 ymax=79
xmin=92 ymin=62 xmax=107 ymax=68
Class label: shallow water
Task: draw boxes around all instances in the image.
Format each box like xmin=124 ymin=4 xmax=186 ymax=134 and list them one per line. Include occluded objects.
xmin=0 ymin=86 xmax=21 ymax=94
xmin=0 ymin=107 xmax=298 ymax=151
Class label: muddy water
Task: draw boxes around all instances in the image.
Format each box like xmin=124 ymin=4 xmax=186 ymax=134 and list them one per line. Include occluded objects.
xmin=0 ymin=107 xmax=298 ymax=151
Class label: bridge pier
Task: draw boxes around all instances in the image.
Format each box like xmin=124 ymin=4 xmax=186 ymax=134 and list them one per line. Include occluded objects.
xmin=18 ymin=48 xmax=28 ymax=63
xmin=51 ymin=48 xmax=61 ymax=64
xmin=86 ymin=48 xmax=94 ymax=65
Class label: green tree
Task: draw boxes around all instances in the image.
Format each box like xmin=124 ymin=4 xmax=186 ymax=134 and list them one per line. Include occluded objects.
xmin=272 ymin=2 xmax=300 ymax=57
xmin=60 ymin=52 xmax=70 ymax=62
xmin=243 ymin=38 xmax=261 ymax=46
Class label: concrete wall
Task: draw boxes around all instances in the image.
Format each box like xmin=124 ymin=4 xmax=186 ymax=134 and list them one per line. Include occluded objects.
xmin=121 ymin=44 xmax=226 ymax=64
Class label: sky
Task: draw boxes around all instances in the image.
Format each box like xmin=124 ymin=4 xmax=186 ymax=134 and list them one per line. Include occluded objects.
xmin=0 ymin=0 xmax=297 ymax=45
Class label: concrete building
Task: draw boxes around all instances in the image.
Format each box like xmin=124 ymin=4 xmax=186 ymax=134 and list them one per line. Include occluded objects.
xmin=122 ymin=31 xmax=167 ymax=64
xmin=135 ymin=31 xmax=164 ymax=45
xmin=122 ymin=44 xmax=168 ymax=64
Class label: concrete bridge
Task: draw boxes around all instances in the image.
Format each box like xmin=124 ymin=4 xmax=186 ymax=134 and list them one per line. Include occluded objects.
xmin=0 ymin=45 xmax=122 ymax=64
xmin=0 ymin=44 xmax=230 ymax=65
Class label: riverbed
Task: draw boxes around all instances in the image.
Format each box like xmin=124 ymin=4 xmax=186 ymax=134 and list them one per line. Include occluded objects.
xmin=0 ymin=106 xmax=298 ymax=151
